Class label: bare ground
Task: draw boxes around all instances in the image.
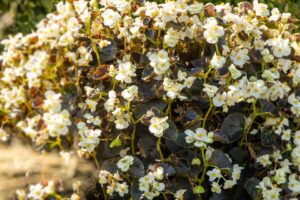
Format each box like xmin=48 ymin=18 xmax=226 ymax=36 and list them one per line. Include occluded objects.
xmin=0 ymin=141 xmax=98 ymax=200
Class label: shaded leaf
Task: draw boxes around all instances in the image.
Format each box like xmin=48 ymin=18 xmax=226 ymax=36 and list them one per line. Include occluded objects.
xmin=228 ymin=147 xmax=249 ymax=165
xmin=138 ymin=136 xmax=157 ymax=158
xmin=244 ymin=177 xmax=260 ymax=199
xmin=134 ymin=100 xmax=167 ymax=119
xmin=163 ymin=121 xmax=178 ymax=142
xmin=100 ymin=40 xmax=117 ymax=62
xmin=215 ymin=113 xmax=245 ymax=144
xmin=210 ymin=149 xmax=232 ymax=168
xmin=128 ymin=157 xmax=145 ymax=178
xmin=259 ymin=100 xmax=276 ymax=114
xmin=141 ymin=65 xmax=154 ymax=80
xmin=261 ymin=129 xmax=275 ymax=146
xmin=130 ymin=181 xmax=144 ymax=200
xmin=209 ymin=192 xmax=230 ymax=200
xmin=158 ymin=163 xmax=176 ymax=177
xmin=101 ymin=158 xmax=119 ymax=173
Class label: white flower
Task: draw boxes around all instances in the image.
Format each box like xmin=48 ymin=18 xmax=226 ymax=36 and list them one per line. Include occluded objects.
xmin=116 ymin=182 xmax=129 ymax=197
xmin=115 ymin=61 xmax=136 ymax=83
xmin=43 ymin=181 xmax=55 ymax=194
xmin=232 ymin=164 xmax=243 ymax=181
xmin=223 ymin=180 xmax=236 ymax=189
xmin=78 ymin=129 xmax=101 ymax=152
xmin=148 ymin=50 xmax=171 ymax=75
xmin=117 ymin=155 xmax=134 ymax=172
xmin=184 ymin=76 xmax=197 ymax=88
xmin=248 ymin=79 xmax=267 ymax=99
xmin=164 ymin=28 xmax=180 ymax=47
xmin=211 ymin=181 xmax=221 ymax=193
xmin=43 ymin=110 xmax=71 ymax=137
xmin=104 ymin=90 xmax=117 ymax=112
xmin=174 ymin=189 xmax=186 ymax=200
xmin=288 ymin=93 xmax=300 ymax=116
xmin=113 ymin=0 xmax=131 ymax=13
xmin=149 ymin=116 xmax=169 ymax=137
xmin=43 ymin=91 xmax=62 ymax=112
xmin=230 ymin=48 xmax=249 ymax=67
xmin=73 ymin=0 xmax=88 ymax=14
xmin=121 ymin=85 xmax=138 ymax=101
xmin=288 ymin=174 xmax=300 ymax=194
xmin=212 ymin=92 xmax=227 ymax=107
xmin=99 ymin=40 xmax=111 ymax=48
xmin=269 ymin=8 xmax=281 ymax=21
xmin=27 ymin=184 xmax=44 ymax=200
xmin=85 ymin=99 xmax=98 ymax=112
xmin=188 ymin=2 xmax=203 ymax=14
xmin=267 ymin=37 xmax=291 ymax=58
xmin=273 ymin=168 xmax=287 ymax=184
xmin=112 ymin=108 xmax=130 ymax=130
xmin=203 ymin=17 xmax=224 ymax=44
xmin=207 ymin=168 xmax=222 ymax=182
xmin=211 ymin=54 xmax=226 ymax=69
xmin=262 ymin=188 xmax=281 ymax=200
xmin=163 ymin=78 xmax=186 ymax=100
xmin=228 ymin=64 xmax=242 ymax=79
xmin=153 ymin=181 xmax=165 ymax=191
xmin=262 ymin=69 xmax=279 ymax=82
xmin=203 ymin=84 xmax=218 ymax=97
xmin=281 ymin=129 xmax=291 ymax=141
xmin=256 ymin=154 xmax=272 ymax=167
xmin=102 ymin=9 xmax=121 ymax=28
xmin=84 ymin=114 xmax=102 ymax=126
xmin=292 ymin=146 xmax=300 ymax=167
xmin=253 ymin=0 xmax=270 ymax=17
xmin=185 ymin=128 xmax=214 ymax=147
xmin=99 ymin=170 xmax=110 ymax=185
xmin=294 ymin=131 xmax=300 ymax=145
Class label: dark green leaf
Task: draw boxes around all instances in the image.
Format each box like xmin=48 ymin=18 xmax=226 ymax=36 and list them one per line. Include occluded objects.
xmin=128 ymin=157 xmax=145 ymax=178
xmin=210 ymin=149 xmax=232 ymax=168
xmin=163 ymin=121 xmax=178 ymax=142
xmin=244 ymin=177 xmax=260 ymax=199
xmin=100 ymin=40 xmax=118 ymax=62
xmin=228 ymin=147 xmax=249 ymax=165
xmin=215 ymin=113 xmax=245 ymax=144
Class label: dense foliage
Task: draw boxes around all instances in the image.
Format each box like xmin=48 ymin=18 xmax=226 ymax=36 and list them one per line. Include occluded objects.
xmin=0 ymin=0 xmax=300 ymax=199
xmin=0 ymin=0 xmax=299 ymax=39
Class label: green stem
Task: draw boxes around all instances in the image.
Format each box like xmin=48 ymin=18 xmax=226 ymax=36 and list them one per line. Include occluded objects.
xmin=166 ymin=98 xmax=172 ymax=117
xmin=112 ymin=79 xmax=118 ymax=90
xmin=215 ymin=43 xmax=221 ymax=56
xmin=202 ymin=98 xmax=213 ymax=128
xmin=261 ymin=61 xmax=265 ymax=72
xmin=131 ymin=123 xmax=136 ymax=156
xmin=239 ymin=100 xmax=257 ymax=146
xmin=156 ymin=137 xmax=164 ymax=162
xmin=85 ymin=15 xmax=101 ymax=66
xmin=92 ymin=152 xmax=100 ymax=169
xmin=199 ymin=147 xmax=208 ymax=184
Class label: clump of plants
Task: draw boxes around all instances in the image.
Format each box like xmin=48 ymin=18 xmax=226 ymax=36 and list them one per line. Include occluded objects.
xmin=1 ymin=0 xmax=300 ymax=199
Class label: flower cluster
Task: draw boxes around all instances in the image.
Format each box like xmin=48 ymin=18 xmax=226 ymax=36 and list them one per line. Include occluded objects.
xmin=16 ymin=180 xmax=80 ymax=200
xmin=1 ymin=0 xmax=300 ymax=199
xmin=98 ymin=170 xmax=129 ymax=197
xmin=138 ymin=166 xmax=165 ymax=200
xmin=206 ymin=164 xmax=243 ymax=193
